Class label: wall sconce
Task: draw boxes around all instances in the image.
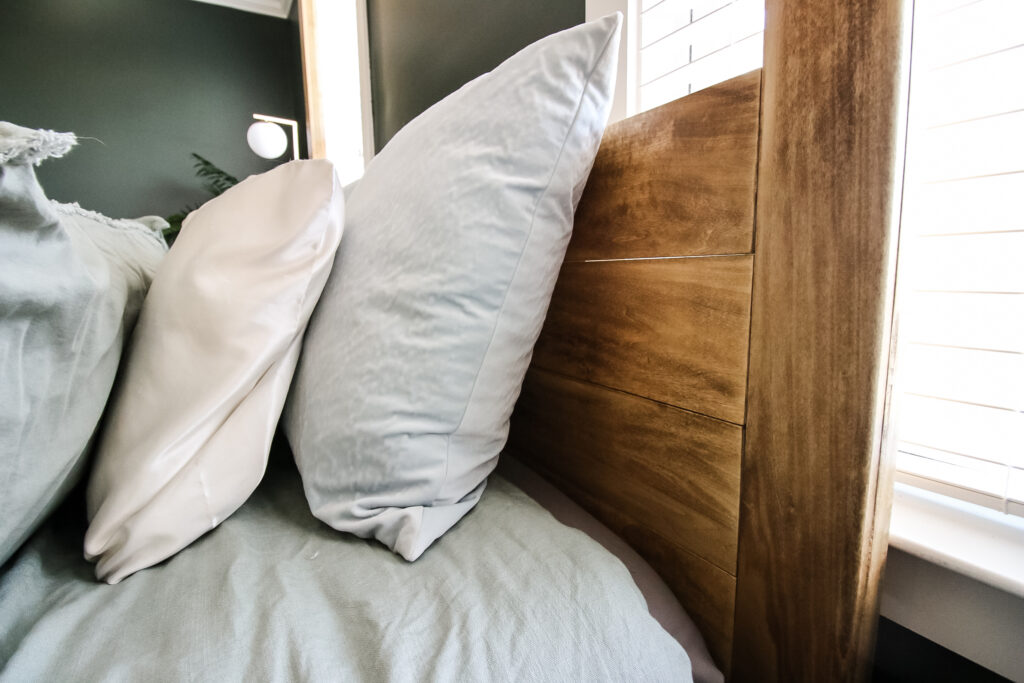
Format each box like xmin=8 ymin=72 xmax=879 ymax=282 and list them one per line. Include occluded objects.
xmin=247 ymin=113 xmax=300 ymax=161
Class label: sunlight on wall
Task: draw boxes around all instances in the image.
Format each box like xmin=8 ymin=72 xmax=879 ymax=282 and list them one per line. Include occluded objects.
xmin=309 ymin=0 xmax=371 ymax=184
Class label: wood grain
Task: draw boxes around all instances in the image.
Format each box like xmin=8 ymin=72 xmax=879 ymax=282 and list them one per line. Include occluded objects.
xmin=507 ymin=368 xmax=740 ymax=668
xmin=550 ymin=478 xmax=738 ymax=672
xmin=510 ymin=368 xmax=742 ymax=571
xmin=732 ymin=1 xmax=908 ymax=680
xmin=532 ymin=256 xmax=753 ymax=424
xmin=566 ymin=69 xmax=761 ymax=262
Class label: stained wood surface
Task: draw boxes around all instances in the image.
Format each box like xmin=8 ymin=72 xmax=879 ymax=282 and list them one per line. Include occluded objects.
xmin=566 ymin=70 xmax=761 ymax=262
xmin=532 ymin=256 xmax=753 ymax=424
xmin=554 ymin=477 xmax=738 ymax=671
xmin=508 ymin=368 xmax=740 ymax=667
xmin=608 ymin=510 xmax=737 ymax=673
xmin=513 ymin=72 xmax=762 ymax=674
xmin=732 ymin=1 xmax=908 ymax=680
xmin=511 ymin=368 xmax=742 ymax=571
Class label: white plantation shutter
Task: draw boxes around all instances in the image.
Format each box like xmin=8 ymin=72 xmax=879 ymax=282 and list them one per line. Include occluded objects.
xmin=637 ymin=0 xmax=764 ymax=112
xmin=894 ymin=0 xmax=1024 ymax=517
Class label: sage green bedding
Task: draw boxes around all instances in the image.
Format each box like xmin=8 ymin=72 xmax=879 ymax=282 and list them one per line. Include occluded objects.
xmin=0 ymin=456 xmax=692 ymax=682
xmin=0 ymin=122 xmax=166 ymax=566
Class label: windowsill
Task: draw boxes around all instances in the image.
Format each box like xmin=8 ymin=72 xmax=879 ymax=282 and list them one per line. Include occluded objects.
xmin=883 ymin=485 xmax=1024 ymax=680
xmin=888 ymin=482 xmax=1024 ymax=598
xmin=880 ymin=547 xmax=1024 ymax=681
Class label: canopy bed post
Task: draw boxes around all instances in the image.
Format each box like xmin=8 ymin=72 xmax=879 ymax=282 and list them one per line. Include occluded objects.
xmin=732 ymin=0 xmax=911 ymax=680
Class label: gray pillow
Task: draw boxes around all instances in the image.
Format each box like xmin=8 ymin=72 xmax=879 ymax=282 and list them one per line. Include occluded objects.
xmin=0 ymin=122 xmax=167 ymax=564
xmin=284 ymin=15 xmax=622 ymax=561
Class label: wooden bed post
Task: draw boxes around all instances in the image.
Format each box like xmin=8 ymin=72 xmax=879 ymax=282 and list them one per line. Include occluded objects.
xmin=732 ymin=0 xmax=910 ymax=680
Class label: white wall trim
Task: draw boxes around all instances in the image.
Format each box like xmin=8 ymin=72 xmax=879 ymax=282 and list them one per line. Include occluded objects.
xmin=881 ymin=547 xmax=1024 ymax=680
xmin=192 ymin=0 xmax=295 ymax=20
xmin=297 ymin=0 xmax=373 ymax=180
xmin=889 ymin=482 xmax=1024 ymax=597
xmin=883 ymin=484 xmax=1024 ymax=679
xmin=355 ymin=0 xmax=375 ymax=160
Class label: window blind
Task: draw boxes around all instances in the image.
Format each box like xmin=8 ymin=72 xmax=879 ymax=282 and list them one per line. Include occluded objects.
xmin=637 ymin=0 xmax=764 ymax=112
xmin=894 ymin=0 xmax=1024 ymax=517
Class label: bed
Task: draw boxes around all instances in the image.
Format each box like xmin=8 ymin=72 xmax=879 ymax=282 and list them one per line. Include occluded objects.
xmin=508 ymin=1 xmax=909 ymax=677
xmin=1 ymin=437 xmax=718 ymax=681
xmin=2 ymin=1 xmax=907 ymax=680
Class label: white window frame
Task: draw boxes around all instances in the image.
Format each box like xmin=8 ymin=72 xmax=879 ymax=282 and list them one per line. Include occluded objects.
xmin=886 ymin=0 xmax=1024 ymax=583
xmin=298 ymin=0 xmax=375 ymax=180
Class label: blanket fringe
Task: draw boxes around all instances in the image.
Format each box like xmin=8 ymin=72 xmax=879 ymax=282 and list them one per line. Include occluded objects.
xmin=0 ymin=122 xmax=77 ymax=166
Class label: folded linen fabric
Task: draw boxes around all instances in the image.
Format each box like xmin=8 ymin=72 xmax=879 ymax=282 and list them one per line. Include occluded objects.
xmin=2 ymin=457 xmax=693 ymax=682
xmin=84 ymin=160 xmax=344 ymax=583
xmin=284 ymin=14 xmax=622 ymax=560
xmin=0 ymin=122 xmax=166 ymax=566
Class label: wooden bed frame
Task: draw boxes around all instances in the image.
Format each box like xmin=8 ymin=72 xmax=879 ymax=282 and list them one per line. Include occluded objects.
xmin=508 ymin=69 xmax=760 ymax=670
xmin=302 ymin=2 xmax=908 ymax=679
xmin=508 ymin=4 xmax=908 ymax=680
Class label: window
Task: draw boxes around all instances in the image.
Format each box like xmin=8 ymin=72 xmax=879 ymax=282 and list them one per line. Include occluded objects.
xmin=299 ymin=0 xmax=374 ymax=183
xmin=588 ymin=0 xmax=765 ymax=120
xmin=637 ymin=0 xmax=764 ymax=112
xmin=893 ymin=0 xmax=1024 ymax=518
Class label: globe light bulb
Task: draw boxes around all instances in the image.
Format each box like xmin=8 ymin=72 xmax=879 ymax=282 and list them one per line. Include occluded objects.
xmin=247 ymin=121 xmax=288 ymax=160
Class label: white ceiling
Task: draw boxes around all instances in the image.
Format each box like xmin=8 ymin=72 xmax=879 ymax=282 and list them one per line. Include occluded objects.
xmin=192 ymin=0 xmax=295 ymax=20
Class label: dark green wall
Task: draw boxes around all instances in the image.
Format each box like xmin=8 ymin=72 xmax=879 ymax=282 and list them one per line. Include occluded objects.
xmin=0 ymin=0 xmax=304 ymax=219
xmin=366 ymin=0 xmax=585 ymax=152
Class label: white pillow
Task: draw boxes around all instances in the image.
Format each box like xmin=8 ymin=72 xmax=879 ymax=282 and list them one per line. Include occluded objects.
xmin=284 ymin=15 xmax=621 ymax=560
xmin=85 ymin=160 xmax=344 ymax=583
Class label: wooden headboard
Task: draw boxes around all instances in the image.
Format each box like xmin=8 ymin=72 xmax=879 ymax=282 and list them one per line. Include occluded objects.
xmin=509 ymin=67 xmax=758 ymax=671
xmin=297 ymin=0 xmax=908 ymax=677
xmin=507 ymin=2 xmax=909 ymax=680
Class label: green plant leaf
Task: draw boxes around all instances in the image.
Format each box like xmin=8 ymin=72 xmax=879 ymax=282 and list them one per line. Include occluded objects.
xmin=191 ymin=153 xmax=239 ymax=197
xmin=164 ymin=153 xmax=240 ymax=245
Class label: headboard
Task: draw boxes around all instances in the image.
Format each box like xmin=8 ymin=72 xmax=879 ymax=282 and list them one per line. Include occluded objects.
xmin=507 ymin=68 xmax=759 ymax=671
xmin=507 ymin=1 xmax=908 ymax=678
xmin=299 ymin=1 xmax=908 ymax=677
